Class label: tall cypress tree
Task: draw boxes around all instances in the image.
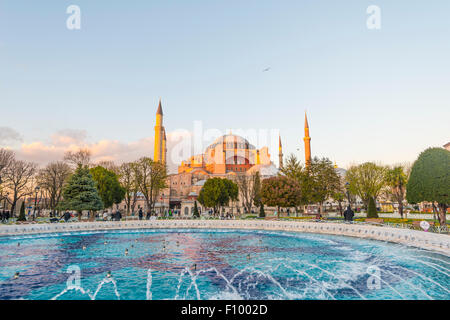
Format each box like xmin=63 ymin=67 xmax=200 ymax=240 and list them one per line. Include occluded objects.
xmin=367 ymin=197 xmax=378 ymax=218
xmin=17 ymin=201 xmax=26 ymax=221
xmin=59 ymin=165 xmax=104 ymax=220
xmin=193 ymin=201 xmax=200 ymax=218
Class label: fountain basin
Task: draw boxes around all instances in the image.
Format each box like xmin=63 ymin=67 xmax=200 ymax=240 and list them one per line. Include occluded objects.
xmin=0 ymin=225 xmax=449 ymax=300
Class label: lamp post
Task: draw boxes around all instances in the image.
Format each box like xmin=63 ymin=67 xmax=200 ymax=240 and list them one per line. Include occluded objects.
xmin=33 ymin=186 xmax=40 ymax=221
xmin=345 ymin=182 xmax=351 ymax=209
xmin=161 ymin=193 xmax=164 ymax=217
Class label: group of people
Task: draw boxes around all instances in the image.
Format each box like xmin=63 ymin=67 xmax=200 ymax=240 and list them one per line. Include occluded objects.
xmin=138 ymin=208 xmax=155 ymax=220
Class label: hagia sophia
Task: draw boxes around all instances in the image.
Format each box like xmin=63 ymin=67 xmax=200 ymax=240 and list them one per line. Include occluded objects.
xmin=151 ymin=99 xmax=313 ymax=216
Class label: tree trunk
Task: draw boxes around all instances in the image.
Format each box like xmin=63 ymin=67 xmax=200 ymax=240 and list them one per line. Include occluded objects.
xmin=438 ymin=203 xmax=447 ymax=226
xmin=338 ymin=201 xmax=343 ymax=217
xmin=398 ymin=201 xmax=403 ymax=219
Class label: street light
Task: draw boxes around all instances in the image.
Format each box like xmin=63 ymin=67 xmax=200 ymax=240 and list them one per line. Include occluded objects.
xmin=33 ymin=186 xmax=40 ymax=221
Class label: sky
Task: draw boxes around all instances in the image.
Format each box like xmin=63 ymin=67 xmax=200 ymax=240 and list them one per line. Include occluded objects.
xmin=0 ymin=0 xmax=449 ymax=173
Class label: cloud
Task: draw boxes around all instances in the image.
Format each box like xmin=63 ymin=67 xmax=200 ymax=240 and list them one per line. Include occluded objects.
xmin=51 ymin=129 xmax=87 ymax=146
xmin=15 ymin=130 xmax=194 ymax=173
xmin=0 ymin=127 xmax=22 ymax=145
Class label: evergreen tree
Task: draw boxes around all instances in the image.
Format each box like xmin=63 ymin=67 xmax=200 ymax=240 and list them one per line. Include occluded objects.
xmin=90 ymin=166 xmax=125 ymax=209
xmin=193 ymin=201 xmax=200 ymax=218
xmin=259 ymin=202 xmax=265 ymax=218
xmin=17 ymin=201 xmax=26 ymax=221
xmin=406 ymin=148 xmax=449 ymax=225
xmin=367 ymin=197 xmax=378 ymax=218
xmin=59 ymin=165 xmax=104 ymax=220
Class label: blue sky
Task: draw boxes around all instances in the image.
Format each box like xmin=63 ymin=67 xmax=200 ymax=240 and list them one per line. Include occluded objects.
xmin=0 ymin=0 xmax=449 ymax=170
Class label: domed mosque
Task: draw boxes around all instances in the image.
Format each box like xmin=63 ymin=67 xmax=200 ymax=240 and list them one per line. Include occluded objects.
xmin=178 ymin=134 xmax=277 ymax=175
xmin=150 ymin=101 xmax=339 ymax=216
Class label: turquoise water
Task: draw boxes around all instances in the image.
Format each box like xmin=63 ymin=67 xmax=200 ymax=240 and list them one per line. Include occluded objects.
xmin=0 ymin=228 xmax=449 ymax=300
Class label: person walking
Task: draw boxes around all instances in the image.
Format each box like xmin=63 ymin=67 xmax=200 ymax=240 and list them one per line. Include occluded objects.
xmin=146 ymin=210 xmax=151 ymax=220
xmin=138 ymin=208 xmax=143 ymax=220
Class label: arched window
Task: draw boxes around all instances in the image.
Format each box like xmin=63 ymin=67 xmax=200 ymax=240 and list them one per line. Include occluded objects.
xmin=184 ymin=207 xmax=189 ymax=215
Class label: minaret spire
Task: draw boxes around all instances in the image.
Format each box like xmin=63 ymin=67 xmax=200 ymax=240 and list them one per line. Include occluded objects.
xmin=303 ymin=112 xmax=311 ymax=167
xmin=278 ymin=134 xmax=283 ymax=169
xmin=154 ymin=99 xmax=166 ymax=163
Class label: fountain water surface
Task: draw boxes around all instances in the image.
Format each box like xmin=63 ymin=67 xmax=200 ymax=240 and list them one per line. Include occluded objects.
xmin=0 ymin=229 xmax=448 ymax=300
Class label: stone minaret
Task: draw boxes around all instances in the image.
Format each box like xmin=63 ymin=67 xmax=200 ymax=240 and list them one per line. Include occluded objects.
xmin=154 ymin=99 xmax=166 ymax=163
xmin=278 ymin=134 xmax=283 ymax=169
xmin=304 ymin=112 xmax=311 ymax=167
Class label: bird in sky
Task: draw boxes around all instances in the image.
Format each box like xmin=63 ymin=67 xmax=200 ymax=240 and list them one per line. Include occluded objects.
xmin=262 ymin=67 xmax=271 ymax=72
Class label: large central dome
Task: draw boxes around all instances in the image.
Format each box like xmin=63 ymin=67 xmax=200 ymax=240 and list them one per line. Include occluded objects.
xmin=206 ymin=134 xmax=256 ymax=151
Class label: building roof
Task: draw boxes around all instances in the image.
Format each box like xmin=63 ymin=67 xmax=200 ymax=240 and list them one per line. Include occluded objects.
xmin=194 ymin=179 xmax=207 ymax=186
xmin=246 ymin=163 xmax=279 ymax=177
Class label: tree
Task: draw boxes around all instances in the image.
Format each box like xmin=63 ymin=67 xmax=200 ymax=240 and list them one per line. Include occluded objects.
xmin=367 ymin=197 xmax=378 ymax=218
xmin=118 ymin=162 xmax=139 ymax=216
xmin=346 ymin=162 xmax=386 ymax=209
xmin=305 ymin=157 xmax=341 ymax=214
xmin=17 ymin=201 xmax=26 ymax=221
xmin=0 ymin=149 xmax=14 ymax=181
xmin=280 ymin=154 xmax=303 ymax=182
xmin=64 ymin=148 xmax=91 ymax=168
xmin=197 ymin=178 xmax=238 ymax=216
xmin=259 ymin=202 xmax=265 ymax=218
xmin=385 ymin=165 xmax=409 ymax=218
xmin=193 ymin=201 xmax=200 ymax=218
xmin=90 ymin=166 xmax=125 ymax=210
xmin=37 ymin=161 xmax=72 ymax=214
xmin=406 ymin=148 xmax=449 ymax=225
xmin=2 ymin=159 xmax=37 ymax=216
xmin=234 ymin=173 xmax=259 ymax=214
xmin=260 ymin=176 xmax=301 ymax=218
xmin=59 ymin=165 xmax=103 ymax=220
xmin=133 ymin=157 xmax=168 ymax=212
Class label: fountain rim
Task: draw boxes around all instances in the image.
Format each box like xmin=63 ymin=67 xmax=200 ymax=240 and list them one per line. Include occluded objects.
xmin=0 ymin=220 xmax=449 ymax=256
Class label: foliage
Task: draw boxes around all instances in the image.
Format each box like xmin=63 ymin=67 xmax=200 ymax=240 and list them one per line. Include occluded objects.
xmin=193 ymin=201 xmax=200 ymax=218
xmin=37 ymin=161 xmax=72 ymax=212
xmin=259 ymin=202 xmax=265 ymax=218
xmin=384 ymin=164 xmax=409 ymax=218
xmin=260 ymin=176 xmax=301 ymax=218
xmin=133 ymin=157 xmax=168 ymax=211
xmin=346 ymin=162 xmax=386 ymax=207
xmin=406 ymin=148 xmax=449 ymax=225
xmin=59 ymin=165 xmax=104 ymax=216
xmin=90 ymin=166 xmax=125 ymax=209
xmin=1 ymin=158 xmax=38 ymax=216
xmin=118 ymin=162 xmax=139 ymax=215
xmin=367 ymin=197 xmax=378 ymax=218
xmin=17 ymin=201 xmax=26 ymax=221
xmin=234 ymin=172 xmax=259 ymax=213
xmin=304 ymin=157 xmax=341 ymax=211
xmin=197 ymin=178 xmax=239 ymax=214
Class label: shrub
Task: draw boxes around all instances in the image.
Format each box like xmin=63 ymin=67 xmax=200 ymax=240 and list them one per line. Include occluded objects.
xmin=367 ymin=197 xmax=378 ymax=218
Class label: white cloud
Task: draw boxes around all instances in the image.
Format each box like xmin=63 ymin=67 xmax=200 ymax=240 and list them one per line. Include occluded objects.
xmin=14 ymin=130 xmax=194 ymax=173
